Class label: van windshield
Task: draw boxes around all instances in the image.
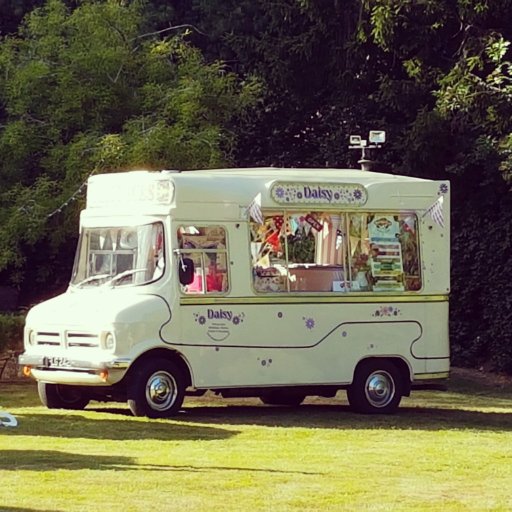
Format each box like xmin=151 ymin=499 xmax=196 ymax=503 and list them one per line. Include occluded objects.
xmin=70 ymin=222 xmax=165 ymax=288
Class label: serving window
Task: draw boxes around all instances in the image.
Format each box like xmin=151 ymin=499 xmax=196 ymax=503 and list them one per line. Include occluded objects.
xmin=177 ymin=225 xmax=228 ymax=294
xmin=250 ymin=211 xmax=421 ymax=293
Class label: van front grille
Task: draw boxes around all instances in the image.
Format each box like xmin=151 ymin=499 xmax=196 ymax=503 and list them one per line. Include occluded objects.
xmin=66 ymin=332 xmax=100 ymax=348
xmin=36 ymin=332 xmax=61 ymax=346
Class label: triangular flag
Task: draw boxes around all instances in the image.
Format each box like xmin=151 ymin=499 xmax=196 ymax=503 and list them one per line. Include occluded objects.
xmin=323 ymin=219 xmax=330 ymax=239
xmin=290 ymin=216 xmax=299 ymax=233
xmin=423 ymin=196 xmax=444 ymax=228
xmin=256 ymin=253 xmax=270 ymax=268
xmin=245 ymin=193 xmax=264 ymax=224
xmin=350 ymin=236 xmax=359 ymax=256
xmin=273 ymin=215 xmax=284 ymax=233
xmin=335 ymin=229 xmax=343 ymax=250
xmin=403 ymin=216 xmax=416 ymax=234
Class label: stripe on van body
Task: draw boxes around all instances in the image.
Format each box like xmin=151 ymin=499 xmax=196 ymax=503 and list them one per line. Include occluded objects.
xmin=180 ymin=295 xmax=448 ymax=306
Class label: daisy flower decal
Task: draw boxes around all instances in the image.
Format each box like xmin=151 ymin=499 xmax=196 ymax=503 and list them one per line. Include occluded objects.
xmin=303 ymin=317 xmax=315 ymax=330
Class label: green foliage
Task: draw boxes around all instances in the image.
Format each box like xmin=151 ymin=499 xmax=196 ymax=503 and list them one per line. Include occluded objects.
xmin=449 ymin=182 xmax=512 ymax=372
xmin=0 ymin=0 xmax=262 ymax=297
xmin=1 ymin=0 xmax=512 ymax=373
xmin=287 ymin=231 xmax=315 ymax=264
xmin=165 ymin=0 xmax=371 ymax=168
xmin=0 ymin=0 xmax=43 ymax=36
xmin=0 ymin=313 xmax=24 ymax=353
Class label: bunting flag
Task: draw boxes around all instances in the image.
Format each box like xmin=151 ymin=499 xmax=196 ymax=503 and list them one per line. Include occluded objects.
xmin=322 ymin=218 xmax=330 ymax=239
xmin=305 ymin=213 xmax=323 ymax=232
xmin=423 ymin=196 xmax=445 ymax=228
xmin=402 ymin=216 xmax=416 ymax=234
xmin=245 ymin=193 xmax=264 ymax=224
xmin=335 ymin=229 xmax=343 ymax=250
xmin=273 ymin=215 xmax=284 ymax=233
xmin=289 ymin=216 xmax=299 ymax=234
xmin=265 ymin=231 xmax=281 ymax=252
xmin=256 ymin=253 xmax=270 ymax=268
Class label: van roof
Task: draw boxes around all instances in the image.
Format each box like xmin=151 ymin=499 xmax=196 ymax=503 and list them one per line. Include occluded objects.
xmin=166 ymin=167 xmax=428 ymax=183
xmin=86 ymin=167 xmax=446 ymax=216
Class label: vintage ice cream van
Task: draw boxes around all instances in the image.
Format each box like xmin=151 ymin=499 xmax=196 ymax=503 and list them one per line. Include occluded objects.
xmin=19 ymin=167 xmax=450 ymax=417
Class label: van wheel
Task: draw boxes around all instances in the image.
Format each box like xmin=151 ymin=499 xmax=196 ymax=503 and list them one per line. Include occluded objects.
xmin=38 ymin=382 xmax=90 ymax=410
xmin=127 ymin=360 xmax=185 ymax=418
xmin=347 ymin=360 xmax=402 ymax=414
xmin=260 ymin=391 xmax=306 ymax=407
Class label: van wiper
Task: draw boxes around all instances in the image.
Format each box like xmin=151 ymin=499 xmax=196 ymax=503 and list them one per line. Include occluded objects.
xmin=107 ymin=268 xmax=148 ymax=287
xmin=75 ymin=274 xmax=111 ymax=288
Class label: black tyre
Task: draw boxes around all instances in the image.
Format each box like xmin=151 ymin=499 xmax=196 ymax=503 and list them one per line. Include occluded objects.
xmin=260 ymin=391 xmax=306 ymax=407
xmin=347 ymin=360 xmax=403 ymax=414
xmin=127 ymin=359 xmax=185 ymax=418
xmin=38 ymin=382 xmax=90 ymax=410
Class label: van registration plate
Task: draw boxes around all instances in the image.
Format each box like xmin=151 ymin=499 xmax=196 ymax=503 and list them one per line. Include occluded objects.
xmin=43 ymin=356 xmax=71 ymax=368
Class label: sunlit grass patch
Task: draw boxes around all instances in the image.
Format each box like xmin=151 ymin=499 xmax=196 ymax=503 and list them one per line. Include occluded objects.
xmin=1 ymin=370 xmax=512 ymax=511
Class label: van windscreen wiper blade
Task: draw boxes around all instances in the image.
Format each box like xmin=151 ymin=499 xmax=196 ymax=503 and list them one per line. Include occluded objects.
xmin=75 ymin=273 xmax=111 ymax=287
xmin=107 ymin=268 xmax=148 ymax=287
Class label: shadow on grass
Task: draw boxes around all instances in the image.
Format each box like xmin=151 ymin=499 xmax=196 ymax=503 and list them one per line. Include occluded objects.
xmin=0 ymin=449 xmax=321 ymax=475
xmin=78 ymin=399 xmax=512 ymax=433
xmin=4 ymin=378 xmax=512 ymax=435
xmin=163 ymin=403 xmax=512 ymax=432
xmin=3 ymin=412 xmax=237 ymax=441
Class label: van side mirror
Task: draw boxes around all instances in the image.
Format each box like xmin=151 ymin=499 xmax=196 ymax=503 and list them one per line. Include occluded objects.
xmin=179 ymin=257 xmax=195 ymax=285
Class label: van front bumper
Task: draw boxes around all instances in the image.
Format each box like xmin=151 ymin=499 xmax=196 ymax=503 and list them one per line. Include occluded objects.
xmin=18 ymin=353 xmax=131 ymax=385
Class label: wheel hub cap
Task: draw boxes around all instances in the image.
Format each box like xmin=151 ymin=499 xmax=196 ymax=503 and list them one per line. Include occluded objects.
xmin=365 ymin=371 xmax=395 ymax=408
xmin=146 ymin=371 xmax=177 ymax=411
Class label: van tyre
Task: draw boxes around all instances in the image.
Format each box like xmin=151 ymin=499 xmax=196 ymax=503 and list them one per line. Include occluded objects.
xmin=38 ymin=382 xmax=90 ymax=410
xmin=347 ymin=360 xmax=403 ymax=414
xmin=127 ymin=359 xmax=185 ymax=418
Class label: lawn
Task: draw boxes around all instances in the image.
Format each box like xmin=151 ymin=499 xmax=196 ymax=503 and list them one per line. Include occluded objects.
xmin=1 ymin=369 xmax=512 ymax=512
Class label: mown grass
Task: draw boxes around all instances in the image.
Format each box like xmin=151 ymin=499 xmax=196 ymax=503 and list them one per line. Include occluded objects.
xmin=1 ymin=370 xmax=512 ymax=512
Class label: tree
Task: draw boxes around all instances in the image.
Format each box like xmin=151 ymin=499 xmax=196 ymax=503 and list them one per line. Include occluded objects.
xmin=144 ymin=0 xmax=376 ymax=167
xmin=0 ymin=0 xmax=261 ymax=300
xmin=2 ymin=0 xmax=512 ymax=372
xmin=363 ymin=0 xmax=512 ymax=371
xmin=0 ymin=0 xmax=45 ymax=36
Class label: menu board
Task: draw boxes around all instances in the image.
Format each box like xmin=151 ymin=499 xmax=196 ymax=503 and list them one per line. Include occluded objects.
xmin=368 ymin=216 xmax=404 ymax=292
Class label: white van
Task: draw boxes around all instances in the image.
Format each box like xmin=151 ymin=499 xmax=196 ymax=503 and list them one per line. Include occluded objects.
xmin=19 ymin=168 xmax=450 ymax=416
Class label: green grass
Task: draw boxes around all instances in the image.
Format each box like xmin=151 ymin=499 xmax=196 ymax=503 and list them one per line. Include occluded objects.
xmin=1 ymin=370 xmax=512 ymax=512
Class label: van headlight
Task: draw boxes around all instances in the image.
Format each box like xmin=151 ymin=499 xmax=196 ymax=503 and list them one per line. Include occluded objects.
xmin=27 ymin=330 xmax=36 ymax=346
xmin=103 ymin=332 xmax=116 ymax=351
